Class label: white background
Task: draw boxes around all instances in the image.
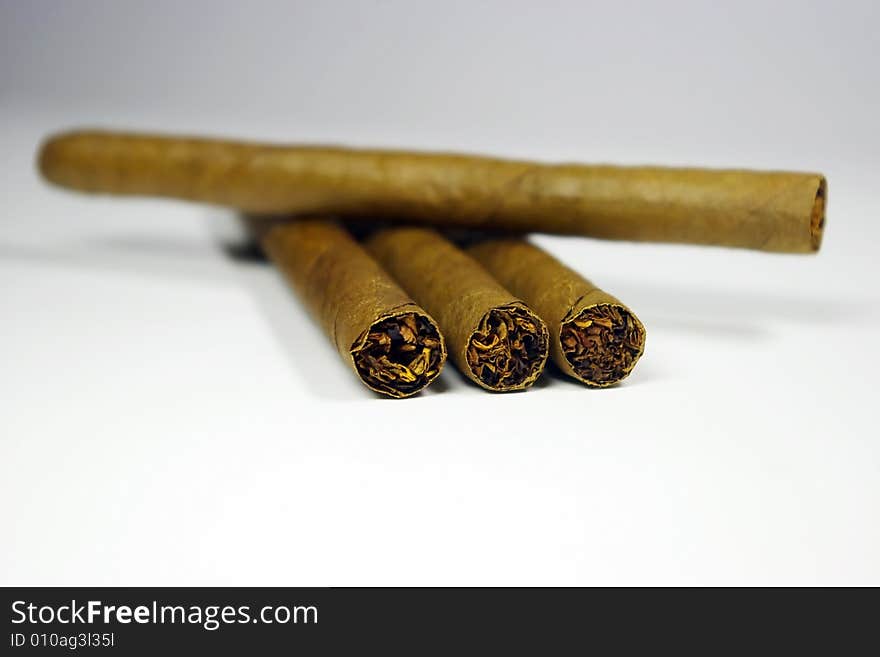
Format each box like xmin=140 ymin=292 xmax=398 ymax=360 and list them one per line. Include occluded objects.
xmin=1 ymin=1 xmax=878 ymax=585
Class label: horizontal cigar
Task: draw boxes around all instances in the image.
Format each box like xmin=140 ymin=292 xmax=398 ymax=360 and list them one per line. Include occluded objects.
xmin=39 ymin=130 xmax=826 ymax=253
xmin=468 ymin=239 xmax=645 ymax=387
xmin=256 ymin=218 xmax=446 ymax=398
xmin=365 ymin=228 xmax=549 ymax=391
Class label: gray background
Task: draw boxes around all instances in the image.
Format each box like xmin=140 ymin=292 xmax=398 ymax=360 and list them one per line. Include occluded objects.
xmin=2 ymin=0 xmax=878 ymax=584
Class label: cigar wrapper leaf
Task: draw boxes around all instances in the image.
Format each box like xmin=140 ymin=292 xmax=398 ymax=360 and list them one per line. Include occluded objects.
xmin=468 ymin=239 xmax=645 ymax=387
xmin=256 ymin=219 xmax=447 ymax=398
xmin=365 ymin=228 xmax=549 ymax=391
xmin=39 ymin=130 xmax=826 ymax=253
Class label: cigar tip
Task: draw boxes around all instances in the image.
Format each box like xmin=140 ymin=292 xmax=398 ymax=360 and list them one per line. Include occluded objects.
xmin=465 ymin=303 xmax=550 ymax=392
xmin=810 ymin=176 xmax=827 ymax=252
xmin=351 ymin=310 xmax=447 ymax=398
xmin=561 ymin=303 xmax=646 ymax=387
xmin=36 ymin=130 xmax=88 ymax=185
xmin=36 ymin=133 xmax=63 ymax=181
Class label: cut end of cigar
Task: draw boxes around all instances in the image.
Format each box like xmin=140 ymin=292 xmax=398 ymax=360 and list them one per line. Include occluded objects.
xmin=351 ymin=311 xmax=446 ymax=398
xmin=810 ymin=177 xmax=827 ymax=252
xmin=561 ymin=303 xmax=645 ymax=387
xmin=466 ymin=304 xmax=549 ymax=392
xmin=37 ymin=133 xmax=71 ymax=187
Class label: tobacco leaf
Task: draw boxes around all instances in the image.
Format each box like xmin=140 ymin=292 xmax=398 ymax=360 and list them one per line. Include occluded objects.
xmin=353 ymin=313 xmax=445 ymax=397
xmin=560 ymin=303 xmax=645 ymax=387
xmin=465 ymin=305 xmax=548 ymax=390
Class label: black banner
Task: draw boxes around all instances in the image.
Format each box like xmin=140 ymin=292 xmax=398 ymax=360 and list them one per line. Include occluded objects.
xmin=1 ymin=587 xmax=874 ymax=653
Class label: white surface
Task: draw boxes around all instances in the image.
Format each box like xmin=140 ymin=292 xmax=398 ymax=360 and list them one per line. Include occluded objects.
xmin=1 ymin=0 xmax=879 ymax=585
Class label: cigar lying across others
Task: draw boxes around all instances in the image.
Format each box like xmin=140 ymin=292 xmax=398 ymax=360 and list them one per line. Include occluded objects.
xmin=39 ymin=129 xmax=826 ymax=253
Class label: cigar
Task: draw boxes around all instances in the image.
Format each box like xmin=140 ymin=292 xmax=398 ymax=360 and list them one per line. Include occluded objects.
xmin=255 ymin=218 xmax=446 ymax=398
xmin=364 ymin=228 xmax=549 ymax=392
xmin=467 ymin=239 xmax=645 ymax=387
xmin=39 ymin=130 xmax=826 ymax=253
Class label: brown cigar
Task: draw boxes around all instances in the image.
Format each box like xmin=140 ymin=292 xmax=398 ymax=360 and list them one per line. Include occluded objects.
xmin=39 ymin=129 xmax=826 ymax=253
xmin=468 ymin=238 xmax=645 ymax=387
xmin=364 ymin=227 xmax=549 ymax=391
xmin=254 ymin=218 xmax=446 ymax=398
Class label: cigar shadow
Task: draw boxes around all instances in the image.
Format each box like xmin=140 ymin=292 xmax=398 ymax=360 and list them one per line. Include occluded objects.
xmin=530 ymin=373 xmax=554 ymax=389
xmin=0 ymin=236 xmax=242 ymax=286
xmin=421 ymin=374 xmax=452 ymax=395
xmin=595 ymin=277 xmax=864 ymax=340
xmin=535 ymin=363 xmax=659 ymax=390
xmin=643 ymin=315 xmax=772 ymax=341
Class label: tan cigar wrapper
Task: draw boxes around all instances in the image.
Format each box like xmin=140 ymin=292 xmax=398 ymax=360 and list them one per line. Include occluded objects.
xmin=257 ymin=219 xmax=446 ymax=398
xmin=40 ymin=130 xmax=826 ymax=253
